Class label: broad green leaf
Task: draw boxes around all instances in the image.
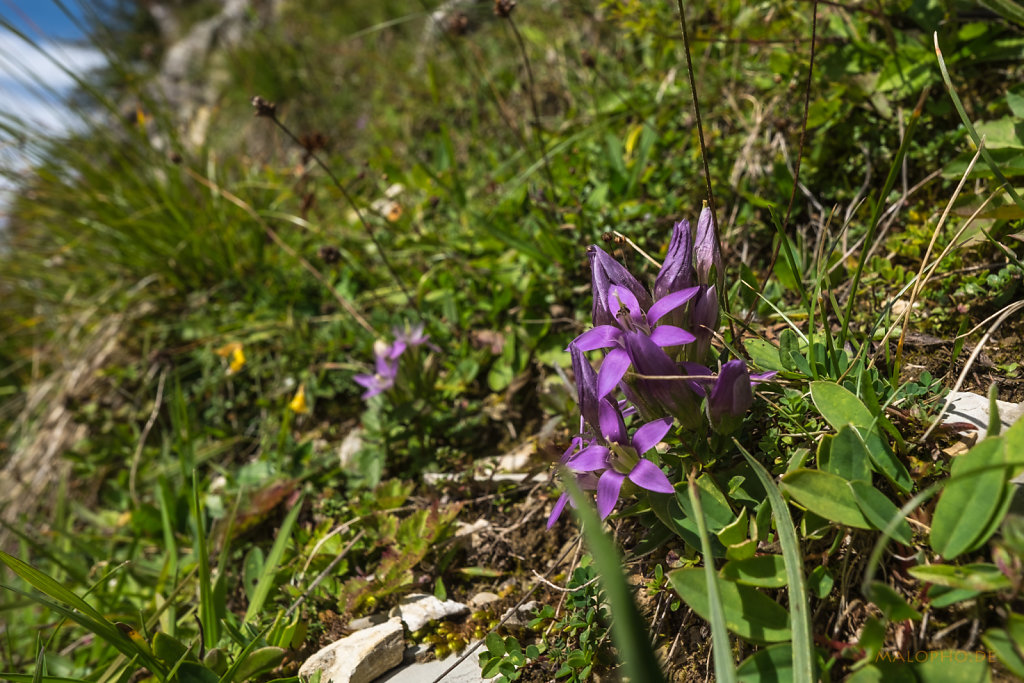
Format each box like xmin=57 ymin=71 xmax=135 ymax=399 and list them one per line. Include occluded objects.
xmin=232 ymin=646 xmax=286 ymax=682
xmin=648 ymin=491 xmax=718 ymax=554
xmin=982 ymin=628 xmax=1024 ymax=678
xmin=849 ymin=481 xmax=912 ymax=545
xmin=908 ymin=563 xmax=1012 ymax=592
xmin=734 ymin=643 xmax=797 ymax=682
xmin=717 ymin=512 xmax=749 ymax=548
xmin=780 ymin=469 xmax=870 ymax=529
xmin=720 ymin=555 xmax=787 ymax=588
xmin=930 ymin=438 xmax=1006 ymax=559
xmin=153 ymin=631 xmax=191 ymax=664
xmin=858 ymin=616 xmax=887 ymax=664
xmin=810 ymin=381 xmax=911 ymax=493
xmin=928 ymin=585 xmax=981 ymax=609
xmin=822 ymin=426 xmax=872 ymax=482
xmin=807 ymin=566 xmax=834 ymax=599
xmin=485 ymin=632 xmax=505 ymax=657
xmin=913 ymin=651 xmax=991 ymax=682
xmin=480 ymin=656 xmax=502 ymax=678
xmin=677 ymin=475 xmax=735 ymax=534
xmin=724 ymin=539 xmax=757 ymax=561
xmin=865 ymin=582 xmax=920 ymax=621
xmin=846 ymin=663 xmax=917 ymax=682
xmin=668 ymin=569 xmax=791 ymax=643
xmin=178 ymin=662 xmax=220 ymax=683
xmin=743 ymin=339 xmax=785 ymax=372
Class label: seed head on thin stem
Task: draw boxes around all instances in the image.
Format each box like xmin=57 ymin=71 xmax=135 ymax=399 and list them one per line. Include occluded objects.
xmin=494 ymin=0 xmax=516 ymax=18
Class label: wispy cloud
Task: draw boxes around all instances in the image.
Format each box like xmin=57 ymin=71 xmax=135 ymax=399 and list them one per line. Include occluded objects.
xmin=0 ymin=30 xmax=105 ymax=219
xmin=0 ymin=30 xmax=106 ymax=133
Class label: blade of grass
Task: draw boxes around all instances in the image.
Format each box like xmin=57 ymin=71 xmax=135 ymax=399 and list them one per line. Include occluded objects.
xmin=562 ymin=473 xmax=667 ymax=683
xmin=734 ymin=442 xmax=815 ymax=683
xmin=839 ymin=88 xmax=926 ymax=350
xmin=190 ymin=470 xmax=217 ymax=650
xmin=934 ymin=32 xmax=1024 ymax=209
xmin=0 ymin=580 xmax=164 ymax=677
xmin=687 ymin=470 xmax=737 ymax=682
xmin=243 ymin=494 xmax=304 ymax=625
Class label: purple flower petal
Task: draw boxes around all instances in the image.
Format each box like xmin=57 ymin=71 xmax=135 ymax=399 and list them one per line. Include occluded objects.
xmin=632 ymin=417 xmax=674 ymax=455
xmin=607 ymin=284 xmax=644 ymax=323
xmin=547 ymin=493 xmax=570 ymax=529
xmin=597 ymin=348 xmax=631 ymax=399
xmin=598 ymin=399 xmax=628 ymax=445
xmin=751 ymin=371 xmax=778 ymax=383
xmin=654 ymin=218 xmax=694 ymax=300
xmin=694 ymin=206 xmax=722 ymax=287
xmin=589 ymin=246 xmax=652 ymax=327
xmin=650 ymin=325 xmax=696 ymax=347
xmin=648 ymin=286 xmax=700 ymax=325
xmin=570 ymin=344 xmax=600 ymax=433
xmin=566 ymin=444 xmax=610 ymax=472
xmin=597 ymin=470 xmax=626 ymax=519
xmin=629 ymin=459 xmax=675 ymax=494
xmin=573 ymin=326 xmax=623 ymax=352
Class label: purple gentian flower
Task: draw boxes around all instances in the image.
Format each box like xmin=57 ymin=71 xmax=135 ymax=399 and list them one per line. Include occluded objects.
xmin=353 ymin=340 xmax=399 ymax=398
xmin=619 ymin=332 xmax=704 ymax=429
xmin=573 ymin=285 xmax=698 ymax=398
xmin=693 ymin=206 xmax=722 ymax=288
xmin=391 ymin=322 xmax=436 ymax=357
xmin=689 ymin=284 xmax=719 ymax=364
xmin=589 ymin=246 xmax=653 ymax=327
xmin=654 ymin=218 xmax=694 ymax=301
xmin=563 ymin=400 xmax=675 ymax=519
xmin=708 ymin=360 xmax=753 ymax=434
xmin=569 ymin=343 xmax=601 ymax=435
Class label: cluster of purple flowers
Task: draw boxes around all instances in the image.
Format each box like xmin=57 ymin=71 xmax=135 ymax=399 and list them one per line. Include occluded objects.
xmin=549 ymin=206 xmax=773 ymax=526
xmin=354 ymin=323 xmax=432 ymax=399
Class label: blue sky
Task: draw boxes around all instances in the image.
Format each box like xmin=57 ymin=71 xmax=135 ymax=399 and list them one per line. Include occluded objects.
xmin=0 ymin=0 xmax=87 ymax=40
xmin=0 ymin=1 xmax=104 ymax=215
xmin=0 ymin=0 xmax=103 ymax=133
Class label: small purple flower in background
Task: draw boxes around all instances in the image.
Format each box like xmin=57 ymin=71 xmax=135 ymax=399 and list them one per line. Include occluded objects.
xmin=391 ymin=322 xmax=435 ymax=356
xmin=562 ymin=400 xmax=675 ymax=519
xmin=354 ymin=340 xmax=399 ymax=398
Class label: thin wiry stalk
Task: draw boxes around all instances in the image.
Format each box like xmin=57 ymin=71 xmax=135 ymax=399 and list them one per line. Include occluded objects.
xmin=253 ymin=99 xmax=416 ymax=310
xmin=743 ymin=0 xmax=818 ymax=333
xmin=672 ymin=0 xmax=737 ymax=346
xmin=504 ymin=13 xmax=559 ymax=212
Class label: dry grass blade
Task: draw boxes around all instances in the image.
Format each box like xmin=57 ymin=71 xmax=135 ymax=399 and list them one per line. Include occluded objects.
xmin=921 ymin=299 xmax=1024 ymax=442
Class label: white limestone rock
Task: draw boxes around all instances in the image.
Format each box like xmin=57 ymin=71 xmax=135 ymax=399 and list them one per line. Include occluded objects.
xmin=942 ymin=391 xmax=1024 ymax=432
xmin=391 ymin=593 xmax=470 ymax=633
xmin=298 ymin=617 xmax=404 ymax=683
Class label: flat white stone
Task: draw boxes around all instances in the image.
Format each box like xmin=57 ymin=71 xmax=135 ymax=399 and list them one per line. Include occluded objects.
xmin=375 ymin=652 xmax=484 ymax=683
xmin=298 ymin=617 xmax=404 ymax=683
xmin=392 ymin=593 xmax=470 ymax=633
xmin=942 ymin=391 xmax=1024 ymax=432
xmin=468 ymin=591 xmax=499 ymax=608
